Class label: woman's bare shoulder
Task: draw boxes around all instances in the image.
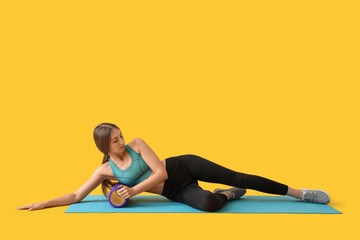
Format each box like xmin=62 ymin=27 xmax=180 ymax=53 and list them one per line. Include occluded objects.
xmin=98 ymin=163 xmax=117 ymax=180
xmin=128 ymin=138 xmax=141 ymax=154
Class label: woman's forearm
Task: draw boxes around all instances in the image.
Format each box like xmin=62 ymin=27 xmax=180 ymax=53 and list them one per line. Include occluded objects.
xmin=132 ymin=171 xmax=167 ymax=195
xmin=43 ymin=193 xmax=78 ymax=208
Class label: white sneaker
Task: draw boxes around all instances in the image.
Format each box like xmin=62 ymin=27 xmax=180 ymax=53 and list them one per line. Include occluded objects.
xmin=301 ymin=188 xmax=331 ymax=204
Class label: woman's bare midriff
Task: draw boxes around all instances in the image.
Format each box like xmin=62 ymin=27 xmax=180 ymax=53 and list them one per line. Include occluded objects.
xmin=103 ymin=158 xmax=167 ymax=195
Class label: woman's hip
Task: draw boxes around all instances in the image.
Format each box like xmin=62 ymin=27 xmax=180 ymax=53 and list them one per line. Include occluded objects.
xmin=161 ymin=155 xmax=198 ymax=201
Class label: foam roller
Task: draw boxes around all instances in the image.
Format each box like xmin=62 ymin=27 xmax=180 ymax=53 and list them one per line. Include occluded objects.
xmin=108 ymin=182 xmax=129 ymax=208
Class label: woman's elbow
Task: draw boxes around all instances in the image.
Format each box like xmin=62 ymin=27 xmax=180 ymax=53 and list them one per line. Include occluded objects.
xmin=160 ymin=170 xmax=168 ymax=180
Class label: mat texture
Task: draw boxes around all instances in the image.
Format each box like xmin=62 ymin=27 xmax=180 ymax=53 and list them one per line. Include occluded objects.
xmin=65 ymin=195 xmax=342 ymax=214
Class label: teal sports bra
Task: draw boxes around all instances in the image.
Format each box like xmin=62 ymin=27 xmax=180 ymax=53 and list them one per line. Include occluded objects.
xmin=109 ymin=144 xmax=153 ymax=187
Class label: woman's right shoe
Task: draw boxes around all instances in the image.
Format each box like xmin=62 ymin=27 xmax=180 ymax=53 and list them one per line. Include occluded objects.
xmin=213 ymin=187 xmax=247 ymax=201
xmin=301 ymin=188 xmax=331 ymax=204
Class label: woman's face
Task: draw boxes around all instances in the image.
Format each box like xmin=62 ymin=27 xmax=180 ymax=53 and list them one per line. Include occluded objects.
xmin=109 ymin=128 xmax=125 ymax=154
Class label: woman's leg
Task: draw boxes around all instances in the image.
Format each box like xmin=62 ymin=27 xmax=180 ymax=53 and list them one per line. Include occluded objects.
xmin=286 ymin=186 xmax=303 ymax=199
xmin=178 ymin=183 xmax=229 ymax=212
xmin=181 ymin=154 xmax=289 ymax=195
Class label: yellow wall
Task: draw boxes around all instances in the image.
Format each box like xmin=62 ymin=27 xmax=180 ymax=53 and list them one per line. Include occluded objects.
xmin=2 ymin=1 xmax=359 ymax=239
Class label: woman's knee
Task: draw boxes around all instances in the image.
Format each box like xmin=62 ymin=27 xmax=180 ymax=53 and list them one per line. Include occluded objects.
xmin=197 ymin=192 xmax=222 ymax=212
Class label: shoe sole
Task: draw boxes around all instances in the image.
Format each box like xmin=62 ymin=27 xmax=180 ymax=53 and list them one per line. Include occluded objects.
xmin=213 ymin=188 xmax=226 ymax=194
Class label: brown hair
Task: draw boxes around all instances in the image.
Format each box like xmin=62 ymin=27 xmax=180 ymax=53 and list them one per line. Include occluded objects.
xmin=93 ymin=122 xmax=120 ymax=198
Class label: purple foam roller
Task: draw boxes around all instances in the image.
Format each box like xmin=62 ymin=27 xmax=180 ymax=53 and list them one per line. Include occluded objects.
xmin=108 ymin=182 xmax=129 ymax=208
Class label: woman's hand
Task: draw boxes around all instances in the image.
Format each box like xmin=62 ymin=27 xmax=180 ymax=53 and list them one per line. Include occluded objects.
xmin=16 ymin=202 xmax=46 ymax=211
xmin=117 ymin=185 xmax=136 ymax=199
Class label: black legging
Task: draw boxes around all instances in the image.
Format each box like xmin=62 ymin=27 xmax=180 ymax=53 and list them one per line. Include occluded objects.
xmin=160 ymin=154 xmax=289 ymax=212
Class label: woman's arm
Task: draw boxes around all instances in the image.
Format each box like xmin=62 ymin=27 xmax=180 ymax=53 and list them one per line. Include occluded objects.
xmin=16 ymin=166 xmax=105 ymax=211
xmin=44 ymin=193 xmax=79 ymax=207
xmin=16 ymin=193 xmax=78 ymax=211
xmin=131 ymin=138 xmax=168 ymax=195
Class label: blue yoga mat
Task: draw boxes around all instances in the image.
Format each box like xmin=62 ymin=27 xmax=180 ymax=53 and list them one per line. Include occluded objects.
xmin=65 ymin=195 xmax=342 ymax=214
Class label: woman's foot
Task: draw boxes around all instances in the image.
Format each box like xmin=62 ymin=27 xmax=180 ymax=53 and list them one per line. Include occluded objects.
xmin=213 ymin=187 xmax=247 ymax=201
xmin=301 ymin=188 xmax=331 ymax=204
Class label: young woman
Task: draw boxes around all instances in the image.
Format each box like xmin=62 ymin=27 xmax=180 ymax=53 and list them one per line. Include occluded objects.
xmin=16 ymin=122 xmax=331 ymax=212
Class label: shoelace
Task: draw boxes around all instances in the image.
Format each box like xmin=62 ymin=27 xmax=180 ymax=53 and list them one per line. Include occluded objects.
xmin=304 ymin=190 xmax=318 ymax=203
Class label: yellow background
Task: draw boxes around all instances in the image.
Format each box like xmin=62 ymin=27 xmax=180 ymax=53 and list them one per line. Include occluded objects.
xmin=1 ymin=0 xmax=359 ymax=239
